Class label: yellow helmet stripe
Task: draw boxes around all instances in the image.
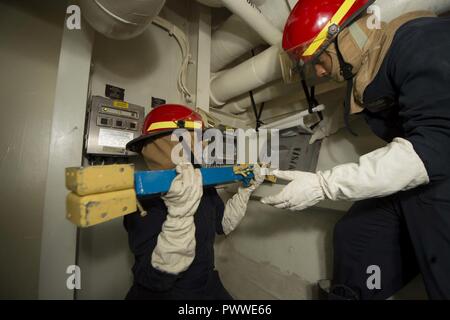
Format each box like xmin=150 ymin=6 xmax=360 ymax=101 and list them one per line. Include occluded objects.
xmin=148 ymin=121 xmax=203 ymax=132
xmin=303 ymin=0 xmax=357 ymax=57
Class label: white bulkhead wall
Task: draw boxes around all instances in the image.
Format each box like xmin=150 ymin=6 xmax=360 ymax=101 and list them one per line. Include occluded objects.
xmin=0 ymin=0 xmax=67 ymax=299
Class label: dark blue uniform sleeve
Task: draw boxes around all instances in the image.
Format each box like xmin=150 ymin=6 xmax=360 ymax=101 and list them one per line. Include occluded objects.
xmin=390 ymin=17 xmax=450 ymax=182
xmin=208 ymin=187 xmax=225 ymax=235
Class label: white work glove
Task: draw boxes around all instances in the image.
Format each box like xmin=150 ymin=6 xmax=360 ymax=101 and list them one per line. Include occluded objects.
xmin=261 ymin=138 xmax=429 ymax=211
xmin=309 ymin=104 xmax=346 ymax=144
xmin=261 ymin=171 xmax=325 ymax=211
xmin=151 ymin=163 xmax=203 ymax=274
xmin=222 ymin=164 xmax=264 ymax=235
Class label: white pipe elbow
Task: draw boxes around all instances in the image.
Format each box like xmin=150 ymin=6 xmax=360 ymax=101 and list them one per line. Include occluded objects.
xmin=79 ymin=0 xmax=166 ymax=40
xmin=210 ymin=45 xmax=282 ymax=106
xmin=219 ymin=0 xmax=282 ymax=46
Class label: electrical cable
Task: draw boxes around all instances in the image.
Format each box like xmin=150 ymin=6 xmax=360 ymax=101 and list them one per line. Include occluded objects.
xmin=152 ymin=16 xmax=193 ymax=102
xmin=248 ymin=49 xmax=265 ymax=130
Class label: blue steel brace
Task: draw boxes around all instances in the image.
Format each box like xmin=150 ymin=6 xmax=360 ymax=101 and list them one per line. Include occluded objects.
xmin=134 ymin=166 xmax=255 ymax=197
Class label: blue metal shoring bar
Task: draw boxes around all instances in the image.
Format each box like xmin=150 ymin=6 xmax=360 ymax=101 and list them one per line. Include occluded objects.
xmin=134 ymin=166 xmax=255 ymax=197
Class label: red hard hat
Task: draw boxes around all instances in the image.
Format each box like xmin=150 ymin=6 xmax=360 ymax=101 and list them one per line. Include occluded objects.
xmin=126 ymin=104 xmax=204 ymax=153
xmin=282 ymin=0 xmax=375 ymax=63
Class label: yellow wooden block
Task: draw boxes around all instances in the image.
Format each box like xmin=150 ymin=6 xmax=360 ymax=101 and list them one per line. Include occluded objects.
xmin=65 ymin=164 xmax=134 ymax=196
xmin=66 ymin=189 xmax=137 ymax=228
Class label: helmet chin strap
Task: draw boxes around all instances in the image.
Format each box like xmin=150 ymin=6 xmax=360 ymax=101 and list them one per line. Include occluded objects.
xmin=297 ymin=64 xmax=319 ymax=114
xmin=333 ymin=37 xmax=358 ymax=136
xmin=296 ymin=63 xmax=323 ymax=129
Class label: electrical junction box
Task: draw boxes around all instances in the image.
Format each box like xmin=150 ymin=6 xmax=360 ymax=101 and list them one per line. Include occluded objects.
xmin=278 ymin=130 xmax=321 ymax=174
xmin=85 ymin=96 xmax=145 ymax=157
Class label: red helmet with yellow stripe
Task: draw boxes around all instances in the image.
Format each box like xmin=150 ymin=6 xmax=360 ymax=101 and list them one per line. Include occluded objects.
xmin=283 ymin=0 xmax=375 ymax=64
xmin=126 ymin=104 xmax=204 ymax=153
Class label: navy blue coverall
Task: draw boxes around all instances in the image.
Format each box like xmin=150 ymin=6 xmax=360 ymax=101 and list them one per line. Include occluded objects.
xmin=332 ymin=16 xmax=450 ymax=300
xmin=124 ymin=187 xmax=232 ymax=300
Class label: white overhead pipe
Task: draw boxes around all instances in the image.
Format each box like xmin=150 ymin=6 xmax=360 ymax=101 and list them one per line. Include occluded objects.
xmin=219 ymin=0 xmax=282 ymax=46
xmin=79 ymin=0 xmax=166 ymax=40
xmin=196 ymin=0 xmax=223 ymax=7
xmin=209 ymin=1 xmax=286 ymax=106
xmin=211 ymin=15 xmax=263 ymax=72
xmin=221 ymin=81 xmax=300 ymax=114
xmin=258 ymin=0 xmax=294 ymax=31
xmin=375 ymin=0 xmax=450 ymax=22
xmin=196 ymin=0 xmax=266 ymax=8
xmin=221 ymin=79 xmax=343 ymax=115
xmin=211 ymin=0 xmax=292 ymax=72
xmin=210 ymin=45 xmax=282 ymax=106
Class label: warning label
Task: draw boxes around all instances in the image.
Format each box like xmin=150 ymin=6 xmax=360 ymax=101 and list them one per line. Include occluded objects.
xmin=98 ymin=128 xmax=134 ymax=149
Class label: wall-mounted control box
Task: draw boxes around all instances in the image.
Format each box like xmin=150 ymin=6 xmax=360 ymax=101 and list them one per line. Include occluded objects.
xmin=85 ymin=96 xmax=145 ymax=157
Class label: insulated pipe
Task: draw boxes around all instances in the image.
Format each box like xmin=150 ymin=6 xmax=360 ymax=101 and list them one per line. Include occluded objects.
xmin=221 ymin=79 xmax=342 ymax=115
xmin=375 ymin=0 xmax=450 ymax=22
xmin=211 ymin=0 xmax=292 ymax=72
xmin=211 ymin=15 xmax=263 ymax=72
xmin=221 ymin=81 xmax=300 ymax=114
xmin=196 ymin=0 xmax=266 ymax=8
xmin=210 ymin=45 xmax=282 ymax=106
xmin=258 ymin=0 xmax=293 ymax=31
xmin=200 ymin=0 xmax=265 ymax=72
xmin=196 ymin=0 xmax=223 ymax=7
xmin=79 ymin=0 xmax=166 ymax=40
xmin=219 ymin=0 xmax=282 ymax=46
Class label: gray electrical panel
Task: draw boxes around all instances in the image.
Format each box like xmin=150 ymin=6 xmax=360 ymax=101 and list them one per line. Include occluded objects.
xmin=278 ymin=130 xmax=321 ymax=173
xmin=85 ymin=96 xmax=145 ymax=157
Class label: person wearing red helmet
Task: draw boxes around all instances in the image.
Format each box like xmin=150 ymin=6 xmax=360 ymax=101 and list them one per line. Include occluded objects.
xmin=261 ymin=0 xmax=450 ymax=299
xmin=123 ymin=104 xmax=263 ymax=300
